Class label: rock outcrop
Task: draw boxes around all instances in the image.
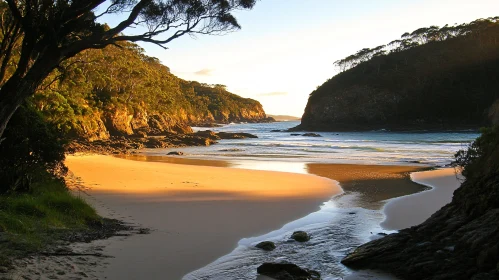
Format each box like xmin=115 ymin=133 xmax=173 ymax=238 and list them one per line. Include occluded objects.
xmin=257 ymin=262 xmax=321 ymax=280
xmin=341 ymin=128 xmax=499 ymax=280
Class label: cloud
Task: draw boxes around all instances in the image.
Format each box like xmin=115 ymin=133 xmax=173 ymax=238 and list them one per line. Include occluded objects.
xmin=257 ymin=91 xmax=288 ymax=97
xmin=194 ymin=68 xmax=213 ymax=76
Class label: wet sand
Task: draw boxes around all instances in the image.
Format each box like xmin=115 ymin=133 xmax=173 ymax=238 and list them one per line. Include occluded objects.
xmin=382 ymin=168 xmax=462 ymax=230
xmin=65 ymin=155 xmax=339 ymax=280
xmin=306 ymin=164 xmax=429 ymax=209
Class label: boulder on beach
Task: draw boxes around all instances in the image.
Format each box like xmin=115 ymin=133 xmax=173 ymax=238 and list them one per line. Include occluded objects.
xmin=291 ymin=231 xmax=310 ymax=242
xmin=167 ymin=151 xmax=184 ymax=156
xmin=257 ymin=262 xmax=321 ymax=280
xmin=255 ymin=241 xmax=276 ymax=251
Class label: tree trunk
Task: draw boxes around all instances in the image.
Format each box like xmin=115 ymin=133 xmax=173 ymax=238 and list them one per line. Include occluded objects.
xmin=0 ymin=78 xmax=26 ymax=141
xmin=0 ymin=49 xmax=62 ymax=141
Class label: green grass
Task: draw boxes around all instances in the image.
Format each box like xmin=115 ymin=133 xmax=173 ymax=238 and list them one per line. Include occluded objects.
xmin=0 ymin=173 xmax=100 ymax=267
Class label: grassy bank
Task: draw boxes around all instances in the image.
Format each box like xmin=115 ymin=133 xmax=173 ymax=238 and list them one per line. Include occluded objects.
xmin=0 ymin=172 xmax=100 ymax=267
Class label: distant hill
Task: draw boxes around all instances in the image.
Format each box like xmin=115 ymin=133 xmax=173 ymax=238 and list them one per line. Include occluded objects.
xmin=32 ymin=42 xmax=272 ymax=140
xmin=267 ymin=115 xmax=301 ymax=121
xmin=296 ymin=17 xmax=499 ymax=131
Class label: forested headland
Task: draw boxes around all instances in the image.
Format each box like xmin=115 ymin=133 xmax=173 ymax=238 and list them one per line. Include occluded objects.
xmin=28 ymin=41 xmax=271 ymax=141
xmin=297 ymin=17 xmax=499 ymax=131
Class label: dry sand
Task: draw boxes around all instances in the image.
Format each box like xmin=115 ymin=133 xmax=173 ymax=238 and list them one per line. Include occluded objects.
xmin=64 ymin=155 xmax=340 ymax=280
xmin=381 ymin=168 xmax=462 ymax=230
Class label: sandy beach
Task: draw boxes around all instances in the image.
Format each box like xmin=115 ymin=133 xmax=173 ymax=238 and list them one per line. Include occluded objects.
xmin=382 ymin=168 xmax=462 ymax=230
xmin=64 ymin=155 xmax=339 ymax=280
xmin=0 ymin=156 xmax=463 ymax=280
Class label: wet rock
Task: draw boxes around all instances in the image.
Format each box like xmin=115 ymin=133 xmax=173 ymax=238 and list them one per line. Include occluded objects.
xmin=167 ymin=151 xmax=184 ymax=156
xmin=290 ymin=133 xmax=301 ymax=136
xmin=291 ymin=231 xmax=310 ymax=242
xmin=195 ymin=123 xmax=223 ymax=128
xmin=255 ymin=241 xmax=276 ymax=251
xmin=0 ymin=266 xmax=8 ymax=273
xmin=193 ymin=130 xmax=221 ymax=140
xmin=270 ymin=129 xmax=283 ymax=132
xmin=302 ymin=133 xmax=322 ymax=137
xmin=257 ymin=262 xmax=320 ymax=280
xmin=217 ymin=132 xmax=258 ymax=139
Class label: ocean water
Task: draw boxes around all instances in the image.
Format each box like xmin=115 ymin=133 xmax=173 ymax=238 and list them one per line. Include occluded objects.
xmin=139 ymin=122 xmax=479 ymax=279
xmin=143 ymin=121 xmax=479 ymax=168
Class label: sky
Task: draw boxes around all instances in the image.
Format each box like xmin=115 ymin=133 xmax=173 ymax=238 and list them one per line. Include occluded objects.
xmin=101 ymin=0 xmax=499 ymax=117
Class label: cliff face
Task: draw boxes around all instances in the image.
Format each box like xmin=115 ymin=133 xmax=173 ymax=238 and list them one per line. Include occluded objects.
xmin=33 ymin=42 xmax=271 ymax=140
xmin=298 ymin=18 xmax=499 ymax=131
xmin=342 ymin=127 xmax=499 ymax=279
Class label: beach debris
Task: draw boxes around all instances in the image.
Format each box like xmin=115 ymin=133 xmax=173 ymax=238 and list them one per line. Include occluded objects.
xmin=257 ymin=262 xmax=321 ymax=280
xmin=291 ymin=231 xmax=310 ymax=242
xmin=167 ymin=151 xmax=184 ymax=156
xmin=255 ymin=241 xmax=276 ymax=251
xmin=302 ymin=133 xmax=322 ymax=137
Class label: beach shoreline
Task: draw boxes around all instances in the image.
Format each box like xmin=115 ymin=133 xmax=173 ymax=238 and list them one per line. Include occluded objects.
xmin=65 ymin=155 xmax=340 ymax=280
xmin=1 ymin=155 xmax=461 ymax=280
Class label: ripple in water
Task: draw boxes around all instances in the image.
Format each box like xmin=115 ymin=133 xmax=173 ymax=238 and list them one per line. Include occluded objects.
xmin=184 ymin=195 xmax=394 ymax=280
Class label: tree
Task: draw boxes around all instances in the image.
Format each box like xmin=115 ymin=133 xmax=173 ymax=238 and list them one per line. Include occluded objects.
xmin=0 ymin=0 xmax=256 ymax=141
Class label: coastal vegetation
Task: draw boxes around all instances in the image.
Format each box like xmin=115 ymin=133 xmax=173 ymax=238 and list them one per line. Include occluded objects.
xmin=33 ymin=41 xmax=271 ymax=140
xmin=298 ymin=17 xmax=499 ymax=131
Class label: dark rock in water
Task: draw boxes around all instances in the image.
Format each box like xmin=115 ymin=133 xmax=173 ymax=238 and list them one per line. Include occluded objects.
xmin=302 ymin=133 xmax=322 ymax=137
xmin=195 ymin=123 xmax=223 ymax=128
xmin=167 ymin=151 xmax=183 ymax=156
xmin=291 ymin=231 xmax=310 ymax=242
xmin=257 ymin=262 xmax=321 ymax=280
xmin=271 ymin=129 xmax=283 ymax=132
xmin=194 ymin=130 xmax=221 ymax=140
xmin=217 ymin=132 xmax=258 ymax=139
xmin=377 ymin=232 xmax=388 ymax=236
xmin=290 ymin=133 xmax=301 ymax=136
xmin=255 ymin=241 xmax=276 ymax=251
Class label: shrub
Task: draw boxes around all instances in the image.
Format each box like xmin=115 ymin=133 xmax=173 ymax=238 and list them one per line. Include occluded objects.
xmin=0 ymin=105 xmax=67 ymax=193
xmin=454 ymin=126 xmax=499 ymax=178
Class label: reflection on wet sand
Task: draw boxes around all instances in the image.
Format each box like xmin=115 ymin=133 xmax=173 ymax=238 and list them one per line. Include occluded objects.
xmin=306 ymin=164 xmax=430 ymax=210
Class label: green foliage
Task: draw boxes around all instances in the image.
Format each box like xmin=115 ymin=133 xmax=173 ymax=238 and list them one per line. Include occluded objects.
xmin=455 ymin=126 xmax=499 ymax=178
xmin=0 ymin=105 xmax=67 ymax=193
xmin=0 ymin=173 xmax=100 ymax=264
xmin=307 ymin=17 xmax=499 ymax=129
xmin=33 ymin=42 xmax=264 ymax=138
